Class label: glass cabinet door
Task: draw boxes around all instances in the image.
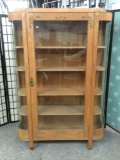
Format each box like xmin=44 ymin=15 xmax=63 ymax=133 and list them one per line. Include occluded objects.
xmin=35 ymin=21 xmax=87 ymax=131
xmin=27 ymin=12 xmax=94 ymax=139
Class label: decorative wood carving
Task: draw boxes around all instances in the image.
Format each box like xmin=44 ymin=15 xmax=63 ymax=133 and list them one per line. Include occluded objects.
xmin=29 ymin=16 xmax=41 ymax=28
xmin=54 ymin=16 xmax=67 ymax=21
xmin=82 ymin=16 xmax=93 ymax=28
xmin=29 ymin=16 xmax=34 ymax=28
xmin=21 ymin=9 xmax=26 ymax=17
xmin=95 ymin=10 xmax=100 ymax=26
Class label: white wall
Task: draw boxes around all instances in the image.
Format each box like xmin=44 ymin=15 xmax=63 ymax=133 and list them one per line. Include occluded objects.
xmin=112 ymin=0 xmax=120 ymax=9
xmin=6 ymin=0 xmax=28 ymax=12
xmin=106 ymin=0 xmax=120 ymax=10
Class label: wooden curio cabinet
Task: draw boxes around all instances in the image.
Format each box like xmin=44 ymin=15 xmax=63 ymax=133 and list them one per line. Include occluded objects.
xmin=9 ymin=8 xmax=112 ymax=149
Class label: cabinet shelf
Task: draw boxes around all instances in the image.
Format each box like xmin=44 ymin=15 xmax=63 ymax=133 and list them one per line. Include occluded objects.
xmin=35 ymin=46 xmax=106 ymax=49
xmin=35 ymin=46 xmax=86 ymax=49
xmin=19 ymin=105 xmax=102 ymax=116
xmin=15 ymin=46 xmax=23 ymax=49
xmin=16 ymin=66 xmax=25 ymax=71
xmin=38 ymin=88 xmax=85 ymax=96
xmin=18 ymin=88 xmax=26 ymax=96
xmin=96 ymin=66 xmax=105 ymax=71
xmin=16 ymin=66 xmax=105 ymax=72
xmin=98 ymin=46 xmax=106 ymax=49
xmin=38 ymin=88 xmax=102 ymax=96
xmin=18 ymin=87 xmax=102 ymax=96
xmin=39 ymin=105 xmax=84 ymax=115
xmin=37 ymin=66 xmax=86 ymax=72
xmin=37 ymin=66 xmax=105 ymax=72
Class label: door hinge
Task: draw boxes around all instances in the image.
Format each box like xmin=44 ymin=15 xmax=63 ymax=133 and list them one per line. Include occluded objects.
xmin=30 ymin=77 xmax=34 ymax=86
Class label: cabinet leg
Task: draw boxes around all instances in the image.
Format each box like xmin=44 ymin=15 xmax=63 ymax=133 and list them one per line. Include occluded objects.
xmin=87 ymin=140 xmax=93 ymax=150
xmin=29 ymin=141 xmax=34 ymax=150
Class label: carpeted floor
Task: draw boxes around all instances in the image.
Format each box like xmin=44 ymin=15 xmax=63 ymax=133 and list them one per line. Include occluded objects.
xmin=0 ymin=123 xmax=120 ymax=160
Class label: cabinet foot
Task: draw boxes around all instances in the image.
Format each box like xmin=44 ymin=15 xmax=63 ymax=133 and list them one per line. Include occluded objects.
xmin=30 ymin=146 xmax=34 ymax=150
xmin=87 ymin=140 xmax=93 ymax=150
xmin=29 ymin=141 xmax=34 ymax=150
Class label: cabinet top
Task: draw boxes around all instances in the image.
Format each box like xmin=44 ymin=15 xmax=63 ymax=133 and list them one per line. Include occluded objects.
xmin=10 ymin=8 xmax=108 ymax=13
xmin=8 ymin=8 xmax=112 ymax=22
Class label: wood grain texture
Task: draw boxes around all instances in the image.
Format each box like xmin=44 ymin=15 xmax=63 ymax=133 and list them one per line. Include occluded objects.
xmin=18 ymin=126 xmax=103 ymax=141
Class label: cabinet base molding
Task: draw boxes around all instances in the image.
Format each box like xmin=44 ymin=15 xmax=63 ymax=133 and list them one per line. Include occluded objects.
xmin=18 ymin=127 xmax=103 ymax=141
xmin=18 ymin=129 xmax=29 ymax=141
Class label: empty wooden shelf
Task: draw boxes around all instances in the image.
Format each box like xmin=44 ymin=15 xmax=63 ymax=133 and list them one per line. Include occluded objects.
xmin=19 ymin=105 xmax=102 ymax=116
xmin=35 ymin=46 xmax=86 ymax=49
xmin=9 ymin=8 xmax=112 ymax=150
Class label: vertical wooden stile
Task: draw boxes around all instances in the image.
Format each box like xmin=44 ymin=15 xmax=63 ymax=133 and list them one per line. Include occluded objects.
xmin=21 ymin=10 xmax=34 ymax=149
xmin=84 ymin=13 xmax=94 ymax=134
xmin=26 ymin=13 xmax=39 ymax=142
xmin=87 ymin=9 xmax=100 ymax=149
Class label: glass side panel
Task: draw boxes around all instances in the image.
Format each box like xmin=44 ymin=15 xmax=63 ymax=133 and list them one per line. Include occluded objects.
xmin=14 ymin=21 xmax=22 ymax=46
xmin=34 ymin=21 xmax=88 ymax=47
xmin=98 ymin=21 xmax=106 ymax=46
xmin=96 ymin=21 xmax=111 ymax=126
xmin=14 ymin=21 xmax=26 ymax=129
xmin=14 ymin=21 xmax=24 ymax=67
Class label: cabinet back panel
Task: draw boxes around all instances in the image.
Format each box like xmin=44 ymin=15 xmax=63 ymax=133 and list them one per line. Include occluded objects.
xmin=37 ymin=72 xmax=85 ymax=88
xmin=19 ymin=72 xmax=26 ymax=88
xmin=37 ymin=96 xmax=84 ymax=105
xmin=17 ymin=49 xmax=24 ymax=66
xmin=19 ymin=116 xmax=28 ymax=129
xmin=14 ymin=21 xmax=22 ymax=46
xmin=98 ymin=22 xmax=106 ymax=46
xmin=95 ymin=72 xmax=102 ymax=88
xmin=38 ymin=115 xmax=84 ymax=129
xmin=36 ymin=49 xmax=86 ymax=68
xmin=20 ymin=97 xmax=27 ymax=106
xmin=94 ymin=96 xmax=101 ymax=106
xmin=34 ymin=21 xmax=87 ymax=47
xmin=96 ymin=49 xmax=104 ymax=66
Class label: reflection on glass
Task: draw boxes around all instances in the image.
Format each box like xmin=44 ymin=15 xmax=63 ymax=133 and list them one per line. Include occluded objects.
xmin=34 ymin=21 xmax=88 ymax=130
xmin=34 ymin=21 xmax=87 ymax=47
xmin=35 ymin=49 xmax=86 ymax=69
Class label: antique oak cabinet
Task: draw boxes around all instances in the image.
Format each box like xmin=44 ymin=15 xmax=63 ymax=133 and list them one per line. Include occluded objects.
xmin=9 ymin=8 xmax=112 ymax=149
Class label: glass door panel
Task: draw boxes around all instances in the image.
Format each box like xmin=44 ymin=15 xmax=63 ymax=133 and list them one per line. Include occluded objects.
xmin=34 ymin=20 xmax=88 ymax=130
xmin=34 ymin=21 xmax=87 ymax=47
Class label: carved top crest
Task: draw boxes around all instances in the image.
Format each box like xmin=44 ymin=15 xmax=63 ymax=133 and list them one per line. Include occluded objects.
xmin=29 ymin=16 xmax=41 ymax=28
xmin=21 ymin=9 xmax=26 ymax=16
xmin=29 ymin=15 xmax=68 ymax=28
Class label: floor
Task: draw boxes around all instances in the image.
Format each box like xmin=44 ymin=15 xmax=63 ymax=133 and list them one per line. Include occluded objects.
xmin=0 ymin=123 xmax=120 ymax=160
